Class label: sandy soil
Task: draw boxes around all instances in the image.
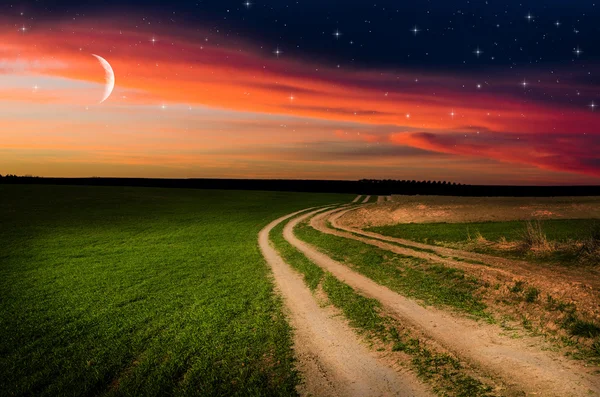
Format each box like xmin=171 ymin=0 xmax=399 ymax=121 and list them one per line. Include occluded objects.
xmin=259 ymin=209 xmax=432 ymax=397
xmin=285 ymin=208 xmax=600 ymax=397
xmin=378 ymin=196 xmax=386 ymax=203
xmin=342 ymin=196 xmax=600 ymax=227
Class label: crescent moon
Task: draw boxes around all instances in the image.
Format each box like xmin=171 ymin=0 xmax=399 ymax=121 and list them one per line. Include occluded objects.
xmin=91 ymin=54 xmax=115 ymax=103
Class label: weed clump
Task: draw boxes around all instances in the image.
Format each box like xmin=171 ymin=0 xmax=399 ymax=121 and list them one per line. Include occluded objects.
xmin=579 ymin=222 xmax=600 ymax=265
xmin=519 ymin=220 xmax=553 ymax=253
xmin=509 ymin=281 xmax=525 ymax=294
xmin=571 ymin=319 xmax=600 ymax=338
xmin=592 ymin=339 xmax=600 ymax=357
xmin=524 ymin=287 xmax=540 ymax=303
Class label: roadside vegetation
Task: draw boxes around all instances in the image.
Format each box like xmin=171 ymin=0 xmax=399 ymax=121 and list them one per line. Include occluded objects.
xmin=354 ymin=218 xmax=600 ymax=364
xmin=294 ymin=221 xmax=490 ymax=319
xmin=0 ymin=185 xmax=348 ymax=396
xmin=270 ymin=215 xmax=495 ymax=396
xmin=369 ymin=219 xmax=600 ymax=267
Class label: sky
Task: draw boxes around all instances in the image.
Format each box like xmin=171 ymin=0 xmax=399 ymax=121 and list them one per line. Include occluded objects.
xmin=1 ymin=0 xmax=599 ymax=184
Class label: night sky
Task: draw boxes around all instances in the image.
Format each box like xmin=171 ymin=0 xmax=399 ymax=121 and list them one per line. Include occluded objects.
xmin=2 ymin=0 xmax=599 ymax=184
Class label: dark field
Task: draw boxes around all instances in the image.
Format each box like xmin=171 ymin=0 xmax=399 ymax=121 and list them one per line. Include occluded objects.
xmin=0 ymin=185 xmax=349 ymax=396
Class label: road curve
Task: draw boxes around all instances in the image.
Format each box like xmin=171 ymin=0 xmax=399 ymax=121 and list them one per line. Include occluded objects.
xmin=258 ymin=208 xmax=432 ymax=397
xmin=284 ymin=208 xmax=600 ymax=397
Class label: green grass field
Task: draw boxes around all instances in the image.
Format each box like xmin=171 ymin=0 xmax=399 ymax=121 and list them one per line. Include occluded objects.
xmin=0 ymin=185 xmax=349 ymax=396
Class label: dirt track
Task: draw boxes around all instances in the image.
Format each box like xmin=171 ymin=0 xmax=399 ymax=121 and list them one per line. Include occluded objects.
xmin=284 ymin=208 xmax=600 ymax=397
xmin=259 ymin=208 xmax=432 ymax=397
xmin=329 ymin=206 xmax=600 ymax=317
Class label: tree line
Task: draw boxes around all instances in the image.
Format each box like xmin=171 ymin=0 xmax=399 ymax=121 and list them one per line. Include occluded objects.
xmin=1 ymin=175 xmax=598 ymax=197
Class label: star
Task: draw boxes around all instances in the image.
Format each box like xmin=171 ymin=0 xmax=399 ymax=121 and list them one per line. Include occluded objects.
xmin=555 ymin=20 xmax=561 ymax=27
xmin=477 ymin=84 xmax=482 ymax=89
xmin=573 ymin=46 xmax=583 ymax=57
xmin=150 ymin=36 xmax=157 ymax=45
xmin=243 ymin=1 xmax=252 ymax=8
xmin=161 ymin=104 xmax=167 ymax=110
xmin=406 ymin=113 xmax=411 ymax=118
xmin=19 ymin=25 xmax=27 ymax=33
xmin=526 ymin=13 xmax=534 ymax=22
xmin=288 ymin=94 xmax=295 ymax=102
xmin=450 ymin=109 xmax=456 ymax=119
xmin=32 ymin=85 xmax=39 ymax=91
xmin=473 ymin=47 xmax=483 ymax=58
xmin=411 ymin=25 xmax=420 ymax=36
xmin=273 ymin=47 xmax=283 ymax=58
xmin=590 ymin=102 xmax=597 ymax=111
xmin=521 ymin=79 xmax=528 ymax=88
xmin=333 ymin=30 xmax=342 ymax=39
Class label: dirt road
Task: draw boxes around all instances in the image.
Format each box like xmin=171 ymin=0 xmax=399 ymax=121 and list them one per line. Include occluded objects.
xmin=259 ymin=208 xmax=432 ymax=397
xmin=361 ymin=195 xmax=371 ymax=204
xmin=351 ymin=195 xmax=362 ymax=203
xmin=285 ymin=208 xmax=600 ymax=397
xmin=328 ymin=206 xmax=600 ymax=314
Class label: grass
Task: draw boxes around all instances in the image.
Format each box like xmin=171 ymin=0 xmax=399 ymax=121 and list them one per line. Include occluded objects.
xmin=270 ymin=215 xmax=494 ymax=396
xmin=369 ymin=219 xmax=600 ymax=266
xmin=389 ymin=330 xmax=493 ymax=397
xmin=0 ymin=184 xmax=350 ymax=396
xmin=295 ymin=221 xmax=489 ymax=319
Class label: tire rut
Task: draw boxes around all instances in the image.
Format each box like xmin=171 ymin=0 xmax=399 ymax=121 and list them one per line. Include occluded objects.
xmin=285 ymin=208 xmax=600 ymax=397
xmin=259 ymin=208 xmax=433 ymax=397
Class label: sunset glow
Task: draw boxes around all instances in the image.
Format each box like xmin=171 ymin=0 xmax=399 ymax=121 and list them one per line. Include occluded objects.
xmin=2 ymin=13 xmax=599 ymax=184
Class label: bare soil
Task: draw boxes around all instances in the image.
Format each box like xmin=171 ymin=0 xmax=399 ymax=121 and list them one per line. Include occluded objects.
xmin=259 ymin=209 xmax=433 ymax=397
xmin=288 ymin=208 xmax=600 ymax=397
xmin=344 ymin=196 xmax=600 ymax=227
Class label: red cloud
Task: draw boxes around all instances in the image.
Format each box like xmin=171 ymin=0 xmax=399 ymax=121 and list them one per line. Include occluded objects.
xmin=390 ymin=131 xmax=600 ymax=177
